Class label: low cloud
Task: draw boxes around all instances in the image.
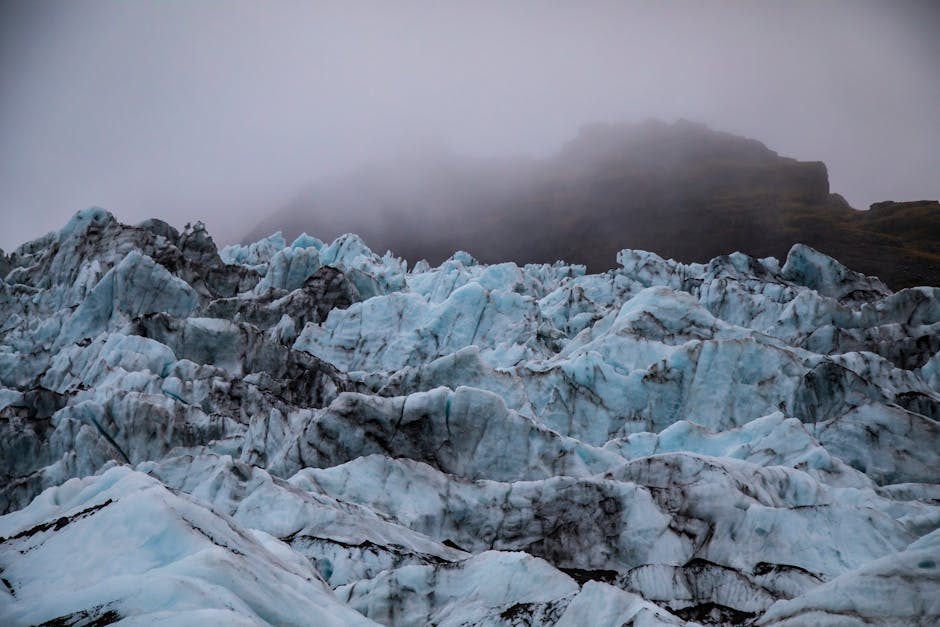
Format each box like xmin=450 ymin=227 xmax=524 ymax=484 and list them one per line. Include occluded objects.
xmin=1 ymin=0 xmax=938 ymax=250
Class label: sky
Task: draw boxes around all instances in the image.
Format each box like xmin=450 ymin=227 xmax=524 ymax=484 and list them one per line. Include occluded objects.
xmin=1 ymin=0 xmax=939 ymax=251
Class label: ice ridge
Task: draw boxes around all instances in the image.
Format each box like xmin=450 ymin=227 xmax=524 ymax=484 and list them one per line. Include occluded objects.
xmin=1 ymin=209 xmax=938 ymax=625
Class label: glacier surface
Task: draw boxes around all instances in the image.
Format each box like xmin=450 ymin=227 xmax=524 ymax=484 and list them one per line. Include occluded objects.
xmin=1 ymin=208 xmax=938 ymax=625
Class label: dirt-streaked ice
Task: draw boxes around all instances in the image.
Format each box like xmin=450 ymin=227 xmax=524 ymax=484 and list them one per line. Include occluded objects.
xmin=1 ymin=209 xmax=938 ymax=625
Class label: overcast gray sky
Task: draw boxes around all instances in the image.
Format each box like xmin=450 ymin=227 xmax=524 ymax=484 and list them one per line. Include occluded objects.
xmin=1 ymin=0 xmax=938 ymax=251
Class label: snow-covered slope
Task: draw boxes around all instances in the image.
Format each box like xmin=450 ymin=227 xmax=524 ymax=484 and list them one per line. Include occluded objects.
xmin=1 ymin=208 xmax=938 ymax=625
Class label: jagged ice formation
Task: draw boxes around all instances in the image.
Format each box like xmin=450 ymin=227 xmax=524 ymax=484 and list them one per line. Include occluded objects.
xmin=1 ymin=208 xmax=939 ymax=625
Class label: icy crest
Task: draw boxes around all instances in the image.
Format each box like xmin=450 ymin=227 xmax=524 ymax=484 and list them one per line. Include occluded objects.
xmin=1 ymin=209 xmax=939 ymax=625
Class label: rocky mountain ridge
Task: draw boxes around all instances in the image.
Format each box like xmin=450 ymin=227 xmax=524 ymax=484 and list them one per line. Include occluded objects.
xmin=1 ymin=208 xmax=939 ymax=625
xmin=250 ymin=119 xmax=940 ymax=289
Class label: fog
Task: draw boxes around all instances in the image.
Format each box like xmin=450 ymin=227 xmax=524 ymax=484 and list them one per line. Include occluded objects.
xmin=1 ymin=0 xmax=938 ymax=251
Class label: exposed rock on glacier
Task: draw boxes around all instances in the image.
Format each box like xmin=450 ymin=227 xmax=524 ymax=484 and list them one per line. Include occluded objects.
xmin=1 ymin=209 xmax=939 ymax=625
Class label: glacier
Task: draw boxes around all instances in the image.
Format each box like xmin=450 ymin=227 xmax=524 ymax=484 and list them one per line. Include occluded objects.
xmin=1 ymin=207 xmax=938 ymax=625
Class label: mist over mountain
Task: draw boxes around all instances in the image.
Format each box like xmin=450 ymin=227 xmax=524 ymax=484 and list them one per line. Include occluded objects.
xmin=3 ymin=1 xmax=940 ymax=623
xmin=248 ymin=120 xmax=940 ymax=289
